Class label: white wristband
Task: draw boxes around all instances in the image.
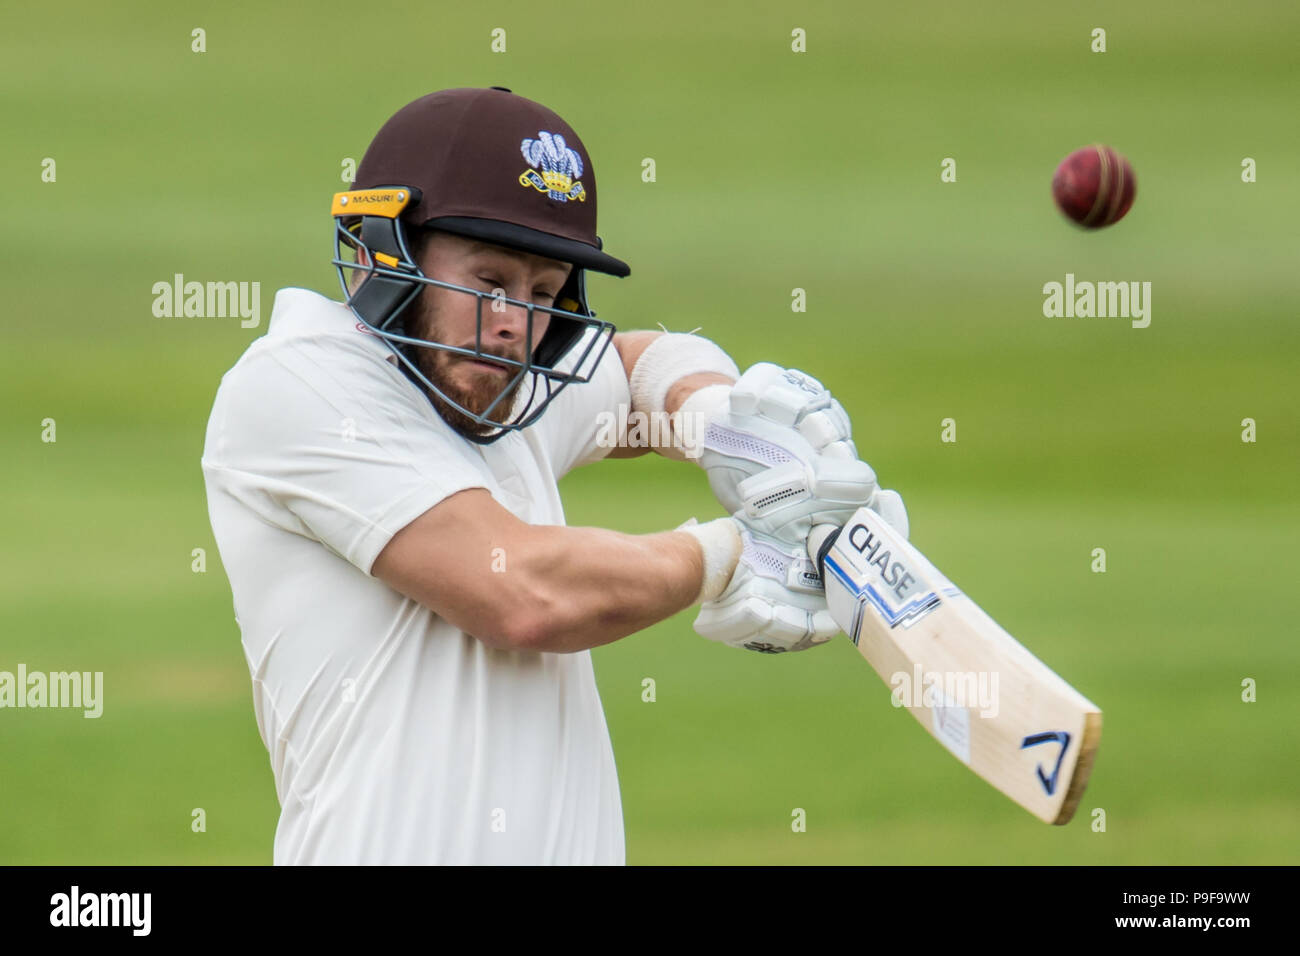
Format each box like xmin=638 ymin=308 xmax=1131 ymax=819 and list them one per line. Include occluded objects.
xmin=666 ymin=383 xmax=731 ymax=462
xmin=629 ymin=332 xmax=740 ymax=419
xmin=676 ymin=516 xmax=743 ymax=603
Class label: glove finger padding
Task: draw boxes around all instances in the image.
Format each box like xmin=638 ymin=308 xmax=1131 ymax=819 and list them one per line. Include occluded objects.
xmin=729 ymin=364 xmax=830 ymax=423
xmin=693 ymin=528 xmax=837 ymax=654
xmin=740 ymin=604 xmax=835 ymax=654
xmin=694 ymin=595 xmax=832 ymax=654
xmin=726 ymin=363 xmax=785 ymax=417
xmin=735 ymin=458 xmax=878 ymax=543
xmin=797 ymin=399 xmax=853 ymax=451
xmin=701 ymin=363 xmax=861 ymax=520
xmin=810 ymin=609 xmax=839 ymax=641
xmin=816 ymin=438 xmax=859 ymax=461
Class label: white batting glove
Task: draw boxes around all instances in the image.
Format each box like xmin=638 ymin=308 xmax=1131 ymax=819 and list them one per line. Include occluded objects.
xmin=869 ymin=488 xmax=909 ymax=540
xmin=806 ymin=488 xmax=912 ymax=567
xmin=700 ymin=363 xmax=877 ymax=547
xmin=693 ymin=526 xmax=839 ymax=654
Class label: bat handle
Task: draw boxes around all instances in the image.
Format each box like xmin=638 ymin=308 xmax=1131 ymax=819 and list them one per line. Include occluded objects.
xmin=809 ymin=489 xmax=877 ymax=576
xmin=808 ymin=524 xmax=842 ymax=579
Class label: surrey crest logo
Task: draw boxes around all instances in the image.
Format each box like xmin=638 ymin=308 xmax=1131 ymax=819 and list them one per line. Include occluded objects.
xmin=519 ymin=131 xmax=586 ymax=202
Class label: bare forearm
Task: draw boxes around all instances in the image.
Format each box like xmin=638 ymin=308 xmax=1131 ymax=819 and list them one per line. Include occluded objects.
xmin=373 ymin=488 xmax=717 ymax=655
xmin=509 ymin=524 xmax=703 ymax=652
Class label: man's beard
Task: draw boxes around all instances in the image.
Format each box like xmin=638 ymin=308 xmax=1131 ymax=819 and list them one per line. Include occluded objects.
xmin=404 ymin=298 xmax=533 ymax=439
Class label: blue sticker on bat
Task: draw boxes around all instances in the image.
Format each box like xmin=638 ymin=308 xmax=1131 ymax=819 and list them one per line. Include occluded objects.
xmin=1021 ymin=731 xmax=1072 ymax=795
xmin=823 ymin=555 xmax=944 ymax=634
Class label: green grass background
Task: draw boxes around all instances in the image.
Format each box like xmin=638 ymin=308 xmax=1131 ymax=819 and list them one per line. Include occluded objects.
xmin=2 ymin=0 xmax=1296 ymax=863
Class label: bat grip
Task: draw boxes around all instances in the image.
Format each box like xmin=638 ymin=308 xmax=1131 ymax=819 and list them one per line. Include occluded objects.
xmin=808 ymin=524 xmax=842 ymax=580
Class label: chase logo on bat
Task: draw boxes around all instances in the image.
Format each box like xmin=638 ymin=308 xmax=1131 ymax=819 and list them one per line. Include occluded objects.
xmin=822 ymin=520 xmax=946 ymax=635
xmin=822 ymin=558 xmax=943 ymax=637
xmin=845 ymin=523 xmax=917 ymax=600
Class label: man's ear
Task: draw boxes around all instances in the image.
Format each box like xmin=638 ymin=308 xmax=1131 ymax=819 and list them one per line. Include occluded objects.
xmin=347 ymin=247 xmax=371 ymax=294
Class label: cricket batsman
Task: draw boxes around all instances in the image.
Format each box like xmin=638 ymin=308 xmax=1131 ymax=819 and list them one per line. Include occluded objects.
xmin=201 ymin=87 xmax=907 ymax=864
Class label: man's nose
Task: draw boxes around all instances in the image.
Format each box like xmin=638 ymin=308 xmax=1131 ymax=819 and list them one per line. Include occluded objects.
xmin=481 ymin=291 xmax=537 ymax=345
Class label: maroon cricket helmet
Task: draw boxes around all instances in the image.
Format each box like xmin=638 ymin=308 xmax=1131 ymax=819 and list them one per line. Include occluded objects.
xmin=355 ymin=86 xmax=629 ymax=278
xmin=332 ymin=87 xmax=627 ymax=443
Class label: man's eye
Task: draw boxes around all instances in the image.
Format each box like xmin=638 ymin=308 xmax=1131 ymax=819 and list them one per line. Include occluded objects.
xmin=474 ymin=277 xmax=556 ymax=302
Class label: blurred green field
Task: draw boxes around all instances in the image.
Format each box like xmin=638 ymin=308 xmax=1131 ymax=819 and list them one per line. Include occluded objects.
xmin=2 ymin=0 xmax=1297 ymax=864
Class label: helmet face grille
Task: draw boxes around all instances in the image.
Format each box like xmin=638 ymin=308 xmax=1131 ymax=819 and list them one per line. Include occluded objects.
xmin=331 ymin=213 xmax=615 ymax=444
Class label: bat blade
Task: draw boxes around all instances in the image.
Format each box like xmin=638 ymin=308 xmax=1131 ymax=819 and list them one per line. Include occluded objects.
xmin=817 ymin=506 xmax=1101 ymax=824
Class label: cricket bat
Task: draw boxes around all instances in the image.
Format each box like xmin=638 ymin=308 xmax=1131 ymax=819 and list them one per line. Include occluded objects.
xmin=810 ymin=507 xmax=1101 ymax=824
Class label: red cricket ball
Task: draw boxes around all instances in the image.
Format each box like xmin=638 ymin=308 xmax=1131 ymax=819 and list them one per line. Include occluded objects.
xmin=1052 ymin=145 xmax=1137 ymax=228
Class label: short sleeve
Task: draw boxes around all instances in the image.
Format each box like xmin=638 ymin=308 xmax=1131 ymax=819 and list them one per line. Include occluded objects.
xmin=533 ymin=328 xmax=631 ymax=478
xmin=202 ymin=342 xmax=488 ymax=574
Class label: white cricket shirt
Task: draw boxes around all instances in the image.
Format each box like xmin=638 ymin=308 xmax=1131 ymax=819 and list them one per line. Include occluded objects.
xmin=201 ymin=287 xmax=629 ymax=865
